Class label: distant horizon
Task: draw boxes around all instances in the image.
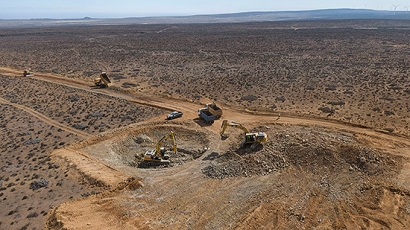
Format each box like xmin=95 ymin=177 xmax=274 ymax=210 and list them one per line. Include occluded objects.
xmin=1 ymin=0 xmax=409 ymax=20
xmin=0 ymin=8 xmax=403 ymax=21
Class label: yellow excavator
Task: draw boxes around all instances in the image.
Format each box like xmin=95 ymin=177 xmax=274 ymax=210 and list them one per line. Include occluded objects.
xmin=94 ymin=72 xmax=111 ymax=88
xmin=141 ymin=131 xmax=177 ymax=167
xmin=220 ymin=120 xmax=267 ymax=148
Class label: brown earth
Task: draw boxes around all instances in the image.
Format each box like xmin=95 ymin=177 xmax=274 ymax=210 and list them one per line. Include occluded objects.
xmin=0 ymin=20 xmax=409 ymax=229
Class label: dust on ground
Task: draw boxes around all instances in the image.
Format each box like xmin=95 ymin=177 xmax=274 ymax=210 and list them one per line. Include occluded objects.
xmin=48 ymin=121 xmax=410 ymax=230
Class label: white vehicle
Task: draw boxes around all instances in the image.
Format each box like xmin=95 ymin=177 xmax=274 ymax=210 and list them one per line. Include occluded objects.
xmin=166 ymin=111 xmax=183 ymax=120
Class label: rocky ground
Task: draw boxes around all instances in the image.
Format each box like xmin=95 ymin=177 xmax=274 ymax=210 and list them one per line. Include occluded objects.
xmin=108 ymin=124 xmax=211 ymax=168
xmin=0 ymin=19 xmax=409 ymax=229
xmin=202 ymin=124 xmax=395 ymax=179
xmin=51 ymin=120 xmax=408 ymax=229
xmin=0 ymin=76 xmax=164 ymax=134
xmin=0 ymin=102 xmax=98 ymax=230
xmin=0 ymin=75 xmax=166 ymax=229
xmin=0 ymin=20 xmax=409 ymax=136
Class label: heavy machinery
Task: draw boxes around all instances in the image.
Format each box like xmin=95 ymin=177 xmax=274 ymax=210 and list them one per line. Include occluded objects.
xmin=94 ymin=72 xmax=111 ymax=88
xmin=198 ymin=108 xmax=216 ymax=124
xmin=142 ymin=131 xmax=177 ymax=167
xmin=220 ymin=120 xmax=267 ymax=148
xmin=198 ymin=103 xmax=222 ymax=124
xmin=23 ymin=69 xmax=34 ymax=77
xmin=206 ymin=103 xmax=222 ymax=119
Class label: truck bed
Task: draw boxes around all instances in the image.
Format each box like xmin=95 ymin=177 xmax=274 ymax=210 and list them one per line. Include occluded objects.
xmin=206 ymin=103 xmax=222 ymax=119
xmin=198 ymin=108 xmax=216 ymax=123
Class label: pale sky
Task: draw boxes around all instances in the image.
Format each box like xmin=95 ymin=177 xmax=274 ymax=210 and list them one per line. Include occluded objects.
xmin=0 ymin=0 xmax=408 ymax=19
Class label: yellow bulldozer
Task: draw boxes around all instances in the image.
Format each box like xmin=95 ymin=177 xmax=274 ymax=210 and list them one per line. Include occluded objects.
xmin=94 ymin=72 xmax=111 ymax=88
xmin=141 ymin=131 xmax=177 ymax=167
xmin=220 ymin=120 xmax=267 ymax=149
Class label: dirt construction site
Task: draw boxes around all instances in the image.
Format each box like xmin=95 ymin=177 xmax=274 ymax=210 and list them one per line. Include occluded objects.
xmin=0 ymin=20 xmax=410 ymax=229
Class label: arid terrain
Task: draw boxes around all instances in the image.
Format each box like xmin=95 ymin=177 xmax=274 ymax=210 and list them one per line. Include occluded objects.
xmin=0 ymin=20 xmax=409 ymax=229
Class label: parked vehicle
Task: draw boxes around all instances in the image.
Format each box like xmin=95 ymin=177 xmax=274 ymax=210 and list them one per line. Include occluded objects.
xmin=167 ymin=111 xmax=183 ymax=120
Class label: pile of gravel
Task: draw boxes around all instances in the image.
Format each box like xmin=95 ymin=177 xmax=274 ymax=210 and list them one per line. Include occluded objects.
xmin=202 ymin=125 xmax=397 ymax=179
xmin=202 ymin=148 xmax=288 ymax=179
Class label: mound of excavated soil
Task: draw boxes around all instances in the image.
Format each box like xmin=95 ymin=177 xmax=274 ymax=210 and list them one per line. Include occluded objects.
xmin=50 ymin=123 xmax=410 ymax=230
xmin=203 ymin=125 xmax=401 ymax=179
xmin=198 ymin=125 xmax=408 ymax=229
xmin=1 ymin=21 xmax=410 ymax=229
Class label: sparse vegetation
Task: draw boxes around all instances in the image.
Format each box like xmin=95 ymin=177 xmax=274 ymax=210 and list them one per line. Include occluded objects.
xmin=0 ymin=19 xmax=409 ymax=229
xmin=318 ymin=106 xmax=335 ymax=114
xmin=29 ymin=179 xmax=49 ymax=190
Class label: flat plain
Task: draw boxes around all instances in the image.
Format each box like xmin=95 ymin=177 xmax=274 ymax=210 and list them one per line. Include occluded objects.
xmin=0 ymin=19 xmax=409 ymax=229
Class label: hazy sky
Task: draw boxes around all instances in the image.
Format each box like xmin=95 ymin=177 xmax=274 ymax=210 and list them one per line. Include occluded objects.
xmin=1 ymin=0 xmax=408 ymax=19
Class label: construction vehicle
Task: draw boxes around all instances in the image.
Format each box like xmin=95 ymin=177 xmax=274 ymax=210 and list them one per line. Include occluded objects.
xmin=141 ymin=131 xmax=177 ymax=167
xmin=197 ymin=103 xmax=222 ymax=124
xmin=23 ymin=69 xmax=34 ymax=77
xmin=198 ymin=108 xmax=216 ymax=124
xmin=220 ymin=120 xmax=267 ymax=148
xmin=205 ymin=103 xmax=222 ymax=119
xmin=94 ymin=72 xmax=111 ymax=88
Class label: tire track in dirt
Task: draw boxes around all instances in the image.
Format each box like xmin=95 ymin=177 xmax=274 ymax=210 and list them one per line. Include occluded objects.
xmin=1 ymin=66 xmax=409 ymax=157
xmin=0 ymin=67 xmax=194 ymax=113
xmin=0 ymin=96 xmax=93 ymax=139
xmin=5 ymin=68 xmax=408 ymax=229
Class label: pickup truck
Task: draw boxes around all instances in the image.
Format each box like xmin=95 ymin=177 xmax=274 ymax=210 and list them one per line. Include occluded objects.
xmin=198 ymin=108 xmax=216 ymax=124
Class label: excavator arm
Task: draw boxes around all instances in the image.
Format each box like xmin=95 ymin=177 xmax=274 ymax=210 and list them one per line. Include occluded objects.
xmin=155 ymin=131 xmax=177 ymax=157
xmin=220 ymin=120 xmax=267 ymax=148
xmin=220 ymin=120 xmax=249 ymax=137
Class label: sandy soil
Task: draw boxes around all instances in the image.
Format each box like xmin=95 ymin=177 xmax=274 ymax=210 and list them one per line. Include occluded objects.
xmin=1 ymin=20 xmax=408 ymax=137
xmin=0 ymin=20 xmax=409 ymax=229
xmin=46 ymin=119 xmax=410 ymax=229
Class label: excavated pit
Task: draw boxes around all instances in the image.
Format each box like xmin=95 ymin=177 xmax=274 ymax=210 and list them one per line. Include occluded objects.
xmin=50 ymin=123 xmax=410 ymax=230
xmin=107 ymin=126 xmax=210 ymax=168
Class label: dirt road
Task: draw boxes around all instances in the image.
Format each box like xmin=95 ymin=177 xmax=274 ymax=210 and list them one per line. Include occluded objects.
xmin=0 ymin=96 xmax=93 ymax=139
xmin=1 ymin=66 xmax=408 ymax=154
xmin=2 ymin=66 xmax=410 ymax=229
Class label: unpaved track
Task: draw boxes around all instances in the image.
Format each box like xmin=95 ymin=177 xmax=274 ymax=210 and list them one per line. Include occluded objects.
xmin=1 ymin=66 xmax=409 ymax=155
xmin=0 ymin=95 xmax=92 ymax=139
xmin=3 ymin=67 xmax=410 ymax=229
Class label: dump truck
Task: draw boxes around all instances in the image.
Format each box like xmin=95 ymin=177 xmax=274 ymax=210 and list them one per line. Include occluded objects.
xmin=94 ymin=72 xmax=111 ymax=88
xmin=140 ymin=131 xmax=177 ymax=167
xmin=205 ymin=103 xmax=222 ymax=119
xmin=220 ymin=119 xmax=267 ymax=149
xmin=198 ymin=108 xmax=216 ymax=124
xmin=23 ymin=69 xmax=34 ymax=77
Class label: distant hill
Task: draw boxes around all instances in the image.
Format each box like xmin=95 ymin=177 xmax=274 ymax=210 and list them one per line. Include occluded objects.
xmin=1 ymin=9 xmax=410 ymax=28
xmin=172 ymin=9 xmax=410 ymax=22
